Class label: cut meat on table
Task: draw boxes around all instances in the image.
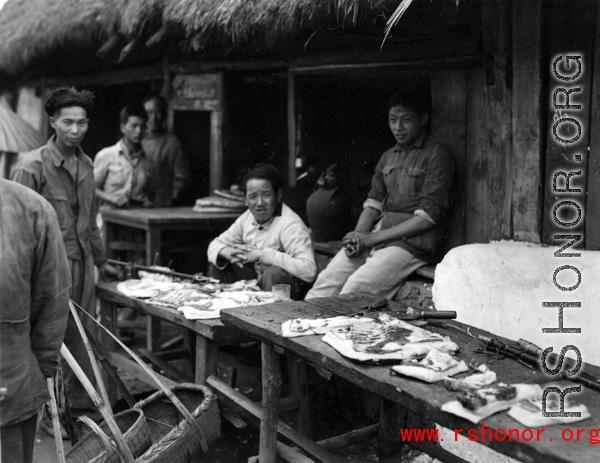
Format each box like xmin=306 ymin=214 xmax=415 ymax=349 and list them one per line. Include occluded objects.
xmin=391 ymin=349 xmax=469 ymax=383
xmin=322 ymin=313 xmax=459 ymax=363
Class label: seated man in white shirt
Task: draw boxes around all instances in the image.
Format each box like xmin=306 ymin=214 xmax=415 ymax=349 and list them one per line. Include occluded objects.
xmin=207 ymin=163 xmax=317 ymax=299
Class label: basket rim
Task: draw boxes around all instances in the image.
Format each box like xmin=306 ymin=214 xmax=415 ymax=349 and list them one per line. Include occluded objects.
xmin=133 ymin=382 xmax=217 ymax=416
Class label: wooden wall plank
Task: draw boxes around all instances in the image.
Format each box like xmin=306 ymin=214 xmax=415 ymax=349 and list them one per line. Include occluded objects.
xmin=511 ymin=0 xmax=543 ymax=243
xmin=431 ymin=69 xmax=467 ymax=253
xmin=541 ymin=0 xmax=595 ymax=245
xmin=585 ymin=2 xmax=600 ymax=249
xmin=465 ymin=0 xmax=513 ymax=244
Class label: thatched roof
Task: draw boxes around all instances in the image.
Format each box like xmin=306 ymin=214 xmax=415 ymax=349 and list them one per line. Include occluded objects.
xmin=0 ymin=0 xmax=472 ymax=80
xmin=123 ymin=0 xmax=399 ymax=45
xmin=0 ymin=0 xmax=126 ymax=76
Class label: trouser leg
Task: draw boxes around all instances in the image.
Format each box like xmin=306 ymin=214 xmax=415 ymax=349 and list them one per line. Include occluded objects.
xmin=207 ymin=262 xmax=257 ymax=283
xmin=341 ymin=246 xmax=427 ymax=299
xmin=305 ymin=248 xmax=367 ymax=298
xmin=0 ymin=413 xmax=38 ymax=463
xmin=259 ymin=266 xmax=301 ymax=299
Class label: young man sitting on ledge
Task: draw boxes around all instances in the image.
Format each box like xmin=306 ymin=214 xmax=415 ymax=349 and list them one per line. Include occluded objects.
xmin=306 ymin=88 xmax=454 ymax=300
xmin=207 ymin=163 xmax=317 ymax=300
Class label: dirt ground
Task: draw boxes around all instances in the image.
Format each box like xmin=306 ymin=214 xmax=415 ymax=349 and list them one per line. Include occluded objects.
xmin=32 ymin=315 xmax=502 ymax=463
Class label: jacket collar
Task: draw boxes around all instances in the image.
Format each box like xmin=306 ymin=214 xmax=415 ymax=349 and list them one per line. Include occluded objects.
xmin=47 ymin=136 xmax=92 ymax=169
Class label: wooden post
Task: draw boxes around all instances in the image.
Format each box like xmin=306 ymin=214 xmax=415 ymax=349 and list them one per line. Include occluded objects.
xmin=511 ymin=0 xmax=543 ymax=243
xmin=287 ymin=72 xmax=297 ymax=187
xmin=431 ymin=69 xmax=467 ymax=252
xmin=585 ymin=2 xmax=600 ymax=249
xmin=468 ymin=0 xmax=513 ymax=243
xmin=541 ymin=0 xmax=595 ymax=244
xmin=259 ymin=342 xmax=282 ymax=463
xmin=194 ymin=334 xmax=218 ymax=384
xmin=287 ymin=355 xmax=312 ymax=438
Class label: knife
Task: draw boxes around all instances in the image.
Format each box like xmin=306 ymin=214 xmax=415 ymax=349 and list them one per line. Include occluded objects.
xmin=392 ymin=310 xmax=457 ymax=321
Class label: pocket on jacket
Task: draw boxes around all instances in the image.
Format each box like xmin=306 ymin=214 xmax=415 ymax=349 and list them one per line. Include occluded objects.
xmin=405 ymin=167 xmax=425 ymax=196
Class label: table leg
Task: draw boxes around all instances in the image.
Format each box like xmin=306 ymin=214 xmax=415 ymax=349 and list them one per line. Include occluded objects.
xmin=99 ymin=299 xmax=117 ymax=353
xmin=194 ymin=334 xmax=218 ymax=384
xmin=286 ymin=355 xmax=312 ymax=439
xmin=259 ymin=342 xmax=282 ymax=463
xmin=147 ymin=316 xmax=162 ymax=352
xmin=146 ymin=228 xmax=161 ymax=266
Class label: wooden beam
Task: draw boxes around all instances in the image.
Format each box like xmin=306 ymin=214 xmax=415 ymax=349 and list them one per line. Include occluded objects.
xmin=44 ymin=64 xmax=163 ymax=88
xmin=206 ymin=375 xmax=342 ymax=463
xmin=316 ymin=423 xmax=379 ymax=450
xmin=585 ymin=2 xmax=600 ymax=249
xmin=511 ymin=0 xmax=542 ymax=243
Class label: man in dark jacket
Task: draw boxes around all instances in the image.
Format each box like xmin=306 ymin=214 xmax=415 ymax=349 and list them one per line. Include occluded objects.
xmin=0 ymin=178 xmax=71 ymax=462
xmin=11 ymin=87 xmax=119 ymax=421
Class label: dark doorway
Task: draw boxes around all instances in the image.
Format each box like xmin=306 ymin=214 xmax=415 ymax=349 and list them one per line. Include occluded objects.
xmin=173 ymin=110 xmax=211 ymax=203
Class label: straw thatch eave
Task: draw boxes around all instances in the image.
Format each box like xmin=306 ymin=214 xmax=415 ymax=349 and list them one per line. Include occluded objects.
xmin=0 ymin=0 xmax=126 ymax=76
xmin=122 ymin=0 xmax=401 ymax=48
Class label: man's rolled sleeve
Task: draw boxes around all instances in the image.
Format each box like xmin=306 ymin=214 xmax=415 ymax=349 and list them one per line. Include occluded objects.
xmin=416 ymin=146 xmax=454 ymax=224
xmin=260 ymin=222 xmax=317 ymax=283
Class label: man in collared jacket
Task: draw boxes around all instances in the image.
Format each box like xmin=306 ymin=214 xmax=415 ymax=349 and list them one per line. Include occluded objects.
xmin=11 ymin=88 xmax=119 ymax=420
xmin=0 ymin=178 xmax=71 ymax=462
xmin=306 ymin=88 xmax=454 ymax=299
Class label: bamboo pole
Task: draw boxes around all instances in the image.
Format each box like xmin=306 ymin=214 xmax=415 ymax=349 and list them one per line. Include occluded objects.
xmin=76 ymin=308 xmax=209 ymax=453
xmin=46 ymin=378 xmax=66 ymax=463
xmin=60 ymin=344 xmax=135 ymax=463
xmin=69 ymin=300 xmax=113 ymax=418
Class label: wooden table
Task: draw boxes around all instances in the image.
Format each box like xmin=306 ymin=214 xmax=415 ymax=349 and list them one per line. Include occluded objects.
xmin=101 ymin=207 xmax=240 ymax=266
xmin=96 ymin=281 xmax=247 ymax=385
xmin=219 ymin=293 xmax=600 ymax=463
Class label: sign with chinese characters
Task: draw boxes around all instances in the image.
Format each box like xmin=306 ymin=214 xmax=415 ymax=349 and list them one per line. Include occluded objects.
xmin=172 ymin=74 xmax=219 ymax=100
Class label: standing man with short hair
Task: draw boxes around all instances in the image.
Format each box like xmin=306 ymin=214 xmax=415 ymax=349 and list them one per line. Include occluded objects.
xmin=306 ymin=89 xmax=454 ymax=299
xmin=11 ymin=87 xmax=118 ymax=425
xmin=94 ymin=104 xmax=152 ymax=209
xmin=0 ymin=178 xmax=71 ymax=463
xmin=142 ymin=95 xmax=189 ymax=207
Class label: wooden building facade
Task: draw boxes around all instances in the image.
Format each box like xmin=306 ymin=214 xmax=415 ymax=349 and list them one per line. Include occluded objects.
xmin=0 ymin=0 xmax=597 ymax=255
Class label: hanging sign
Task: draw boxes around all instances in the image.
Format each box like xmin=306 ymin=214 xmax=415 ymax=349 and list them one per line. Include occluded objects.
xmin=172 ymin=74 xmax=218 ymax=100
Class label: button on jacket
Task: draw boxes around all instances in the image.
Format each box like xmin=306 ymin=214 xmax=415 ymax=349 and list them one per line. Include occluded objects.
xmin=0 ymin=179 xmax=71 ymax=426
xmin=11 ymin=137 xmax=106 ymax=266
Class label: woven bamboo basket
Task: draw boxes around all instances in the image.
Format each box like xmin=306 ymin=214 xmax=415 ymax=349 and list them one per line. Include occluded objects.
xmin=65 ymin=408 xmax=151 ymax=463
xmin=133 ymin=383 xmax=221 ymax=463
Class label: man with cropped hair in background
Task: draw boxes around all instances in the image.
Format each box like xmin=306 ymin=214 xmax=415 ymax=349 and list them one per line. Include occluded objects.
xmin=94 ymin=103 xmax=152 ymax=209
xmin=142 ymin=94 xmax=189 ymax=207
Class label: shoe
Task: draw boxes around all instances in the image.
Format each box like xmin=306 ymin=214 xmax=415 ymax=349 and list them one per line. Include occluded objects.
xmin=38 ymin=412 xmax=68 ymax=439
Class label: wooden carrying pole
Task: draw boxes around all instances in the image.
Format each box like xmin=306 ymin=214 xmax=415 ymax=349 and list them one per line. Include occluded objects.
xmin=69 ymin=300 xmax=113 ymax=418
xmin=77 ymin=307 xmax=209 ymax=453
xmin=46 ymin=378 xmax=66 ymax=463
xmin=60 ymin=344 xmax=135 ymax=463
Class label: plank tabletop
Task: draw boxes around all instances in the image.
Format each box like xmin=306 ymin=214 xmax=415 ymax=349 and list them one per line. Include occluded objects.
xmin=96 ymin=281 xmax=245 ymax=343
xmin=101 ymin=207 xmax=241 ymax=226
xmin=221 ymin=294 xmax=600 ymax=463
